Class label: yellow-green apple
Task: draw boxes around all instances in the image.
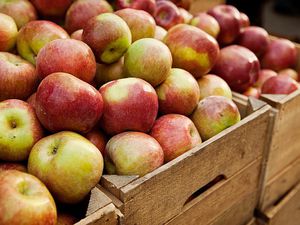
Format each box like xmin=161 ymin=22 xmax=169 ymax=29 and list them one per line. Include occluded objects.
xmin=99 ymin=77 xmax=158 ymax=135
xmin=116 ymin=0 xmax=156 ymax=16
xmin=28 ymin=131 xmax=104 ymax=204
xmin=115 ymin=8 xmax=156 ymax=42
xmin=178 ymin=7 xmax=193 ymax=24
xmin=191 ymin=96 xmax=241 ymax=141
xmin=154 ymin=25 xmax=167 ymax=41
xmin=57 ymin=212 xmax=78 ymax=225
xmin=0 ymin=0 xmax=37 ymax=29
xmin=17 ymin=20 xmax=69 ymax=65
xmin=239 ymin=12 xmax=250 ymax=28
xmin=36 ymin=39 xmax=96 ymax=83
xmin=0 ymin=13 xmax=18 ymax=51
xmin=0 ymin=170 xmax=57 ymax=225
xmin=30 ymin=0 xmax=72 ymax=17
xmin=124 ymin=38 xmax=172 ymax=86
xmin=0 ymin=99 xmax=43 ymax=161
xmin=207 ymin=4 xmax=241 ymax=45
xmin=212 ymin=45 xmax=260 ymax=92
xmin=243 ymin=87 xmax=260 ymax=98
xmin=150 ymin=114 xmax=201 ymax=162
xmin=36 ymin=72 xmax=103 ymax=133
xmin=65 ymin=0 xmax=113 ymax=34
xmin=0 ymin=52 xmax=38 ymax=101
xmin=197 ymin=74 xmax=232 ymax=100
xmin=237 ymin=26 xmax=269 ymax=57
xmin=0 ymin=162 xmax=27 ymax=172
xmin=261 ymin=38 xmax=298 ymax=71
xmin=154 ymin=1 xmax=183 ymax=30
xmin=253 ymin=69 xmax=277 ymax=89
xmin=85 ymin=128 xmax=107 ymax=155
xmin=164 ymin=24 xmax=220 ymax=78
xmin=70 ymin=29 xmax=83 ymax=41
xmin=27 ymin=92 xmax=36 ymax=110
xmin=105 ymin=131 xmax=164 ymax=176
xmin=261 ymin=75 xmax=299 ymax=95
xmin=278 ymin=68 xmax=299 ymax=81
xmin=190 ymin=13 xmax=220 ymax=39
xmin=82 ymin=13 xmax=132 ymax=64
xmin=155 ymin=68 xmax=200 ymax=115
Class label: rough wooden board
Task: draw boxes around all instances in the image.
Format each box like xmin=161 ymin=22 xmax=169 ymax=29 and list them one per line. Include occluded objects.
xmin=86 ymin=187 xmax=113 ymax=216
xmin=247 ymin=97 xmax=267 ymax=114
xmin=232 ymin=94 xmax=248 ymax=118
xmin=189 ymin=0 xmax=224 ymax=15
xmin=97 ymin=184 xmax=124 ymax=211
xmin=260 ymin=94 xmax=287 ymax=107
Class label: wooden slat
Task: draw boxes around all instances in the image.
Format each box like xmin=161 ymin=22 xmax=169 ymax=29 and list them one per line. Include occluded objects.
xmin=245 ymin=218 xmax=257 ymax=225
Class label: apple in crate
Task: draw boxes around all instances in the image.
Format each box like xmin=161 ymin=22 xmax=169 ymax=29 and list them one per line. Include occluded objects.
xmin=154 ymin=26 xmax=167 ymax=41
xmin=190 ymin=13 xmax=220 ymax=39
xmin=261 ymin=76 xmax=299 ymax=95
xmin=0 ymin=13 xmax=18 ymax=51
xmin=28 ymin=131 xmax=104 ymax=204
xmin=85 ymin=128 xmax=107 ymax=155
xmin=253 ymin=69 xmax=277 ymax=89
xmin=116 ymin=0 xmax=156 ymax=16
xmin=105 ymin=132 xmax=164 ymax=176
xmin=57 ymin=212 xmax=78 ymax=225
xmin=0 ymin=162 xmax=27 ymax=172
xmin=0 ymin=99 xmax=43 ymax=161
xmin=239 ymin=12 xmax=250 ymax=28
xmin=36 ymin=72 xmax=103 ymax=133
xmin=0 ymin=170 xmax=57 ymax=225
xmin=124 ymin=38 xmax=172 ymax=86
xmin=155 ymin=68 xmax=200 ymax=115
xmin=0 ymin=52 xmax=38 ymax=101
xmin=150 ymin=114 xmax=202 ymax=162
xmin=31 ymin=0 xmax=72 ymax=17
xmin=164 ymin=24 xmax=220 ymax=78
xmin=82 ymin=13 xmax=132 ymax=64
xmin=191 ymin=96 xmax=241 ymax=141
xmin=70 ymin=29 xmax=83 ymax=41
xmin=99 ymin=77 xmax=158 ymax=135
xmin=278 ymin=68 xmax=299 ymax=81
xmin=243 ymin=87 xmax=260 ymax=98
xmin=17 ymin=20 xmax=69 ymax=65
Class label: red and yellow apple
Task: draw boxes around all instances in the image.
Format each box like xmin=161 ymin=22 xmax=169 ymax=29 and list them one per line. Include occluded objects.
xmin=0 ymin=162 xmax=27 ymax=172
xmin=116 ymin=0 xmax=156 ymax=16
xmin=190 ymin=13 xmax=220 ymax=39
xmin=70 ymin=29 xmax=83 ymax=41
xmin=85 ymin=128 xmax=107 ymax=155
xmin=0 ymin=13 xmax=18 ymax=52
xmin=154 ymin=25 xmax=167 ymax=41
xmin=30 ymin=0 xmax=72 ymax=17
xmin=253 ymin=69 xmax=277 ymax=89
xmin=243 ymin=87 xmax=260 ymax=98
xmin=261 ymin=75 xmax=299 ymax=95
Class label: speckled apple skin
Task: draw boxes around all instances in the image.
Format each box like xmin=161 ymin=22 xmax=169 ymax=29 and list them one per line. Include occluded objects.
xmin=254 ymin=69 xmax=277 ymax=89
xmin=31 ymin=0 xmax=72 ymax=17
xmin=261 ymin=76 xmax=299 ymax=95
xmin=190 ymin=13 xmax=220 ymax=39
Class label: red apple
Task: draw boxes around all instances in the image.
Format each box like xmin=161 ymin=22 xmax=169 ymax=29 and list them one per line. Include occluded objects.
xmin=85 ymin=128 xmax=107 ymax=155
xmin=150 ymin=114 xmax=201 ymax=162
xmin=178 ymin=7 xmax=193 ymax=24
xmin=70 ymin=29 xmax=83 ymax=41
xmin=99 ymin=78 xmax=158 ymax=135
xmin=0 ymin=13 xmax=18 ymax=51
xmin=164 ymin=24 xmax=220 ymax=78
xmin=212 ymin=45 xmax=260 ymax=93
xmin=36 ymin=72 xmax=103 ymax=133
xmin=261 ymin=75 xmax=299 ymax=95
xmin=30 ymin=0 xmax=72 ymax=17
xmin=0 ymin=162 xmax=27 ymax=172
xmin=239 ymin=12 xmax=250 ymax=28
xmin=243 ymin=87 xmax=260 ymax=98
xmin=116 ymin=0 xmax=156 ymax=16
xmin=190 ymin=12 xmax=220 ymax=39
xmin=254 ymin=69 xmax=277 ymax=89
xmin=154 ymin=25 xmax=167 ymax=41
xmin=170 ymin=0 xmax=191 ymax=10
xmin=27 ymin=92 xmax=37 ymax=110
xmin=36 ymin=39 xmax=96 ymax=83
xmin=278 ymin=68 xmax=299 ymax=81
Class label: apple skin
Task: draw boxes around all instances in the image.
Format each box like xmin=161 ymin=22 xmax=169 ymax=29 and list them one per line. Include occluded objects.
xmin=211 ymin=45 xmax=260 ymax=93
xmin=0 ymin=13 xmax=18 ymax=52
xmin=124 ymin=38 xmax=172 ymax=87
xmin=30 ymin=0 xmax=72 ymax=17
xmin=178 ymin=7 xmax=193 ymax=24
xmin=237 ymin=26 xmax=269 ymax=57
xmin=65 ymin=0 xmax=113 ymax=34
xmin=85 ymin=128 xmax=107 ymax=155
xmin=261 ymin=38 xmax=298 ymax=71
xmin=17 ymin=20 xmax=69 ymax=65
xmin=0 ymin=99 xmax=43 ymax=161
xmin=105 ymin=131 xmax=164 ymax=176
xmin=99 ymin=77 xmax=158 ymax=135
xmin=82 ymin=13 xmax=132 ymax=64
xmin=243 ymin=87 xmax=260 ymax=98
xmin=170 ymin=0 xmax=191 ymax=10
xmin=0 ymin=162 xmax=27 ymax=172
xmin=57 ymin=212 xmax=78 ymax=225
xmin=278 ymin=68 xmax=299 ymax=81
xmin=0 ymin=170 xmax=57 ymax=225
xmin=207 ymin=4 xmax=241 ymax=45
xmin=27 ymin=92 xmax=37 ymax=110
xmin=115 ymin=8 xmax=156 ymax=42
xmin=70 ymin=29 xmax=83 ymax=41
xmin=156 ymin=68 xmax=200 ymax=115
xmin=36 ymin=39 xmax=96 ymax=83
xmin=261 ymin=76 xmax=299 ymax=95
xmin=36 ymin=72 xmax=103 ymax=133
xmin=28 ymin=131 xmax=104 ymax=204
xmin=164 ymin=24 xmax=220 ymax=78
xmin=239 ymin=12 xmax=250 ymax=28
xmin=190 ymin=13 xmax=220 ymax=39
xmin=254 ymin=69 xmax=277 ymax=89
xmin=116 ymin=0 xmax=156 ymax=16
xmin=150 ymin=114 xmax=201 ymax=162
xmin=197 ymin=74 xmax=232 ymax=100
xmin=0 ymin=0 xmax=37 ymax=29
xmin=0 ymin=52 xmax=38 ymax=101
xmin=154 ymin=25 xmax=167 ymax=41
xmin=191 ymin=96 xmax=241 ymax=141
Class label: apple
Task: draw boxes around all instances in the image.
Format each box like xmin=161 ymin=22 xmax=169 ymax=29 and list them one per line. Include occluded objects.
xmin=99 ymin=77 xmax=158 ymax=135
xmin=164 ymin=24 xmax=220 ymax=78
xmin=27 ymin=92 xmax=37 ymax=110
xmin=124 ymin=38 xmax=172 ymax=86
xmin=197 ymin=74 xmax=232 ymax=100
xmin=65 ymin=0 xmax=113 ymax=34
xmin=36 ymin=72 xmax=103 ymax=133
xmin=0 ymin=170 xmax=57 ymax=225
xmin=0 ymin=0 xmax=37 ymax=29
xmin=85 ymin=128 xmax=107 ymax=155
xmin=150 ymin=114 xmax=201 ymax=162
xmin=154 ymin=1 xmax=183 ymax=30
xmin=0 ymin=52 xmax=38 ymax=101
xmin=169 ymin=0 xmax=191 ymax=10
xmin=261 ymin=75 xmax=299 ymax=95
xmin=261 ymin=38 xmax=298 ymax=71
xmin=105 ymin=131 xmax=164 ymax=176
xmin=211 ymin=45 xmax=260 ymax=93
xmin=191 ymin=96 xmax=241 ymax=141
xmin=70 ymin=29 xmax=83 ymax=41
xmin=207 ymin=4 xmax=241 ymax=45
xmin=254 ymin=69 xmax=277 ymax=89
xmin=17 ymin=20 xmax=69 ymax=65
xmin=36 ymin=39 xmax=96 ymax=83
xmin=115 ymin=8 xmax=156 ymax=42
xmin=154 ymin=25 xmax=167 ymax=41
xmin=243 ymin=87 xmax=260 ymax=98
xmin=237 ymin=26 xmax=269 ymax=57
xmin=155 ymin=68 xmax=200 ymax=115
xmin=178 ymin=7 xmax=193 ymax=24
xmin=116 ymin=0 xmax=156 ymax=16
xmin=190 ymin=12 xmax=220 ymax=39
xmin=82 ymin=13 xmax=132 ymax=64
xmin=28 ymin=131 xmax=104 ymax=204
xmin=30 ymin=0 xmax=72 ymax=17
xmin=57 ymin=212 xmax=78 ymax=225
xmin=239 ymin=12 xmax=250 ymax=28
xmin=278 ymin=68 xmax=299 ymax=81
xmin=0 ymin=13 xmax=18 ymax=52
xmin=0 ymin=162 xmax=27 ymax=172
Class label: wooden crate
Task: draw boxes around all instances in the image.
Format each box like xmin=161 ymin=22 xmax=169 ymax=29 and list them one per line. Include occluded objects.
xmin=189 ymin=0 xmax=225 ymax=15
xmin=100 ymin=98 xmax=271 ymax=225
xmin=246 ymin=218 xmax=257 ymax=225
